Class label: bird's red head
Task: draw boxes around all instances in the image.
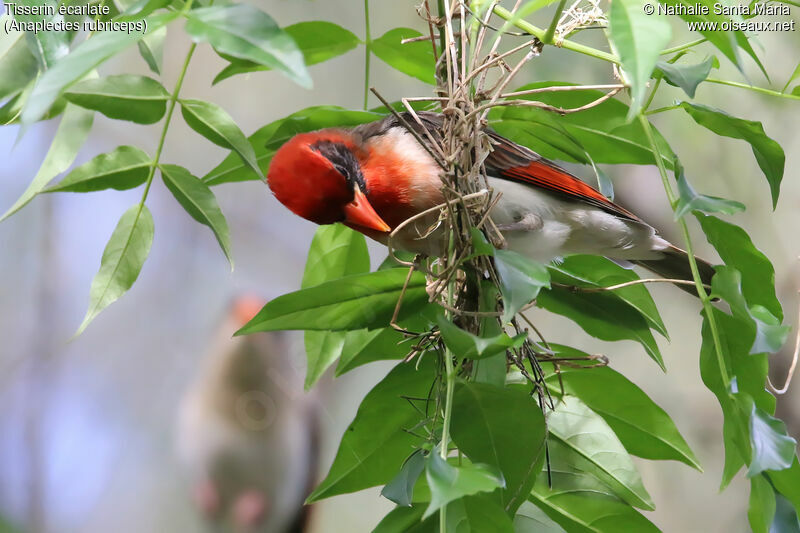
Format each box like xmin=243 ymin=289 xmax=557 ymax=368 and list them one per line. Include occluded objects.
xmin=267 ymin=131 xmax=391 ymax=233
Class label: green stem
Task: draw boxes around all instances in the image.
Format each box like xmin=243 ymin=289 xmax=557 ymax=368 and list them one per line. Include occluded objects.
xmin=660 ymin=38 xmax=706 ymax=55
xmin=542 ymin=0 xmax=567 ymax=44
xmin=637 ymin=114 xmax=730 ymax=387
xmin=137 ymin=42 xmax=196 ymax=217
xmin=493 ymin=5 xmax=619 ymax=64
xmin=642 ymin=77 xmax=663 ymax=112
xmin=363 ymin=0 xmax=371 ymax=110
xmin=439 ymin=349 xmax=455 ymax=531
xmin=645 ymin=104 xmax=680 ymax=115
xmin=706 ymin=78 xmax=800 ymax=100
xmin=440 ymin=352 xmax=455 ymax=461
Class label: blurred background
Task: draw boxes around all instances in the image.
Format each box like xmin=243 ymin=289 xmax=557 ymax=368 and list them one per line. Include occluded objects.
xmin=0 ymin=1 xmax=798 ymax=531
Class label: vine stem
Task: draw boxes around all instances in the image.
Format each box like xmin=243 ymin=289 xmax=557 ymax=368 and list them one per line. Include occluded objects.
xmin=440 ymin=285 xmax=456 ymax=533
xmin=637 ymin=114 xmax=730 ymax=387
xmin=706 ymin=78 xmax=800 ymax=100
xmin=363 ymin=0 xmax=372 ymax=110
xmin=492 ymin=5 xmax=619 ymax=64
xmin=438 ymin=1 xmax=452 ymax=529
xmin=542 ymin=0 xmax=567 ymax=44
xmin=659 ymin=38 xmax=706 ymax=55
xmin=139 ymin=43 xmax=196 ymax=204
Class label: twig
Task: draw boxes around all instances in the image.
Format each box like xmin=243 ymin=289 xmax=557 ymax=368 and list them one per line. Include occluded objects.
xmin=390 ymin=265 xmax=420 ymax=335
xmin=401 ymin=34 xmax=440 ymax=44
xmin=500 ymin=83 xmax=624 ymax=98
xmin=554 ymin=277 xmax=712 ymax=293
xmin=768 ymin=284 xmax=800 ymax=395
xmin=470 ymin=87 xmax=621 ymax=118
xmin=370 ymin=87 xmax=448 ymax=169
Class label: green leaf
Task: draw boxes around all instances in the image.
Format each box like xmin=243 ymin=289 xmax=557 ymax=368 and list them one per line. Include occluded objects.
xmin=423 ymin=453 xmax=505 ymax=519
xmin=235 ymin=269 xmax=431 ymax=335
xmin=185 ymin=4 xmax=311 ymax=88
xmin=529 ymin=435 xmax=660 ymax=533
xmin=372 ymin=504 xmax=436 ymax=533
xmin=673 ymin=157 xmax=744 ymax=218
xmin=608 ymin=0 xmax=671 ymax=117
xmin=749 ymin=474 xmax=777 ymax=533
xmin=371 ymin=28 xmax=435 ymax=85
xmin=437 ymin=317 xmax=526 ymax=360
xmin=445 ymin=495 xmax=515 ymax=532
xmin=0 ymin=14 xmax=39 ymax=102
xmin=699 ymin=307 xmax=773 ymax=488
xmin=782 ymin=61 xmax=800 ymax=93
xmin=214 ymin=21 xmax=360 ymax=84
xmin=307 ymin=357 xmax=434 ymax=502
xmin=494 ymin=249 xmax=550 ymax=321
xmin=513 ymin=500 xmax=567 ymax=532
xmin=529 ymin=490 xmax=660 ymax=533
xmin=489 ymin=82 xmax=675 ymax=167
xmin=15 ymin=0 xmax=70 ymax=70
xmin=749 ymin=305 xmax=790 ymax=355
xmin=45 ymin=145 xmax=150 ymax=193
xmin=696 ymin=213 xmax=782 ymax=320
xmin=20 ymin=11 xmax=177 ymax=125
xmin=548 ymin=255 xmax=667 ymax=338
xmin=451 ymin=381 xmax=547 ymax=514
xmin=180 ymin=99 xmax=262 ymax=179
xmin=137 ymin=25 xmax=166 ymax=75
xmin=336 ymin=327 xmax=411 ymax=375
xmin=543 ymin=344 xmax=701 ymax=470
xmin=663 ymin=0 xmax=763 ymax=76
xmin=680 ymin=102 xmax=784 ymax=208
xmin=537 ymin=285 xmax=665 ymax=371
xmin=160 ymin=164 xmax=232 ymax=268
xmin=302 ymin=224 xmax=369 ymax=287
xmin=655 ymin=57 xmax=713 ymax=98
xmin=768 ymin=458 xmax=800 ymax=517
xmin=203 ymin=106 xmax=384 ymax=185
xmin=748 ymin=401 xmax=797 ymax=477
xmin=549 ymin=396 xmax=654 ymax=510
xmin=772 ymin=493 xmax=800 ymax=533
xmin=64 ymin=74 xmax=169 ymax=124
xmin=382 ymin=449 xmax=426 ymax=507
xmin=1 ymin=103 xmax=93 ymax=222
xmin=76 ymin=204 xmax=154 ymax=336
xmin=301 ymin=224 xmax=370 ymax=389
xmin=115 ymin=0 xmax=171 ymax=21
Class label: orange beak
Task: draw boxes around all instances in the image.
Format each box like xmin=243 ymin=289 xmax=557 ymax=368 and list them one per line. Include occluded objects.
xmin=343 ymin=187 xmax=391 ymax=233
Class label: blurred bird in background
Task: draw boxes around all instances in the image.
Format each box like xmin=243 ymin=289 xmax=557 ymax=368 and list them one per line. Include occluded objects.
xmin=176 ymin=296 xmax=319 ymax=533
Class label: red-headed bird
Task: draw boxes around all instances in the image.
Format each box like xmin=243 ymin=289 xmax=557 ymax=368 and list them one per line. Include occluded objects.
xmin=267 ymin=111 xmax=714 ymax=294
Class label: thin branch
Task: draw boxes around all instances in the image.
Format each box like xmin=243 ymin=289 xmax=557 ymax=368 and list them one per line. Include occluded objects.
xmin=706 ymin=78 xmax=800 ymax=101
xmin=554 ymin=277 xmax=712 ymax=293
xmin=660 ymin=38 xmax=707 ymax=55
xmin=492 ymin=4 xmax=619 ymax=64
xmin=465 ymin=39 xmax=538 ymax=84
xmin=370 ymin=87 xmax=448 ymax=169
xmin=471 ymin=87 xmax=621 ymax=118
xmin=768 ymin=284 xmax=800 ymax=395
xmin=401 ymin=34 xmax=440 ymax=44
xmin=500 ymin=83 xmax=624 ymax=98
xmin=387 ymin=189 xmax=490 ymax=260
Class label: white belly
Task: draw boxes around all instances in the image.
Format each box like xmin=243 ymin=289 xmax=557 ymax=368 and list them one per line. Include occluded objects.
xmin=487 ymin=177 xmax=670 ymax=262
